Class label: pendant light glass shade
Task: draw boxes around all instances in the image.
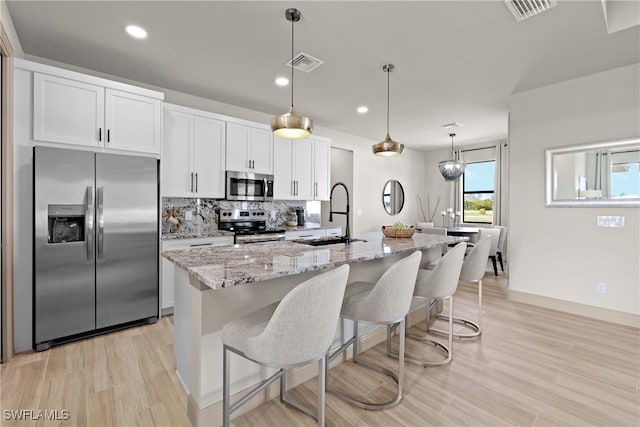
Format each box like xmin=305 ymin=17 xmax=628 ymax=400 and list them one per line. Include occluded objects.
xmin=271 ymin=8 xmax=313 ymax=139
xmin=373 ymin=64 xmax=404 ymax=156
xmin=438 ymin=133 xmax=466 ymax=181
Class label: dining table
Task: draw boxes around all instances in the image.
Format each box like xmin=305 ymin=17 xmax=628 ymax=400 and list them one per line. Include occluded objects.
xmin=446 ymin=226 xmax=480 ymax=242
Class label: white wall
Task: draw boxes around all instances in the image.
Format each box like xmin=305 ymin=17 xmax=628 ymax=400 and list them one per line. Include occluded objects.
xmin=508 ymin=63 xmax=640 ymax=317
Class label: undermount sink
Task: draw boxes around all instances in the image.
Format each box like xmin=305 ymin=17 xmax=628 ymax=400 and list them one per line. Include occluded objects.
xmin=294 ymin=237 xmax=366 ymax=246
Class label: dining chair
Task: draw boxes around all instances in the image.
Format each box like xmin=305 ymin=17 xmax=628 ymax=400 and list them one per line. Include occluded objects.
xmin=478 ymin=228 xmax=500 ymax=275
xmin=494 ymin=225 xmax=507 ymax=272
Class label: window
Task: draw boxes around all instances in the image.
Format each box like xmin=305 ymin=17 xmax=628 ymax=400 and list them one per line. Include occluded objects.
xmin=462 ymin=160 xmax=495 ymax=224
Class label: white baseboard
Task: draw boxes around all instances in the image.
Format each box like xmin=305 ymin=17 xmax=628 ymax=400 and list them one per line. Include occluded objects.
xmin=507 ymin=290 xmax=640 ymax=328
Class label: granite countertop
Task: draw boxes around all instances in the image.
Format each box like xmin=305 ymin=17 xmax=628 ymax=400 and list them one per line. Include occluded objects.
xmin=161 ymin=230 xmax=234 ymax=240
xmin=162 ymin=231 xmax=464 ymax=290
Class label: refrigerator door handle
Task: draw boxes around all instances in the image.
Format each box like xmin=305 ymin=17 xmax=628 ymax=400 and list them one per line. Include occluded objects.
xmin=86 ymin=186 xmax=94 ymax=261
xmin=97 ymin=186 xmax=105 ymax=259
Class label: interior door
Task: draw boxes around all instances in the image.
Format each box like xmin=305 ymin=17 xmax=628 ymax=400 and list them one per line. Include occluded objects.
xmin=95 ymin=153 xmax=158 ymax=329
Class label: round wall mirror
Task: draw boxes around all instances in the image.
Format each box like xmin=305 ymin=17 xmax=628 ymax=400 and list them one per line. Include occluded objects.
xmin=382 ymin=180 xmax=405 ymax=215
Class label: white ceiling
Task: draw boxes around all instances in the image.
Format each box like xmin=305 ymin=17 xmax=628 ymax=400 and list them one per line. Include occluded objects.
xmin=7 ymin=1 xmax=640 ymax=151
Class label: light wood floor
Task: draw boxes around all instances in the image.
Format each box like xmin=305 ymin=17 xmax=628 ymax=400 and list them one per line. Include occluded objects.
xmin=2 ymin=269 xmax=639 ymax=427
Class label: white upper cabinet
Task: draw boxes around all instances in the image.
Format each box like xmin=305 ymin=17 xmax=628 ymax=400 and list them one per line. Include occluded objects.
xmin=104 ymin=89 xmax=162 ymax=154
xmin=274 ymin=136 xmax=330 ymax=201
xmin=31 ymin=63 xmax=163 ymax=155
xmin=193 ymin=116 xmax=226 ymax=198
xmin=162 ymin=104 xmax=226 ymax=198
xmin=313 ymin=139 xmax=331 ymax=201
xmin=226 ymin=122 xmax=273 ymax=174
xmin=33 ymin=73 xmax=104 ymax=148
xmin=274 ymin=137 xmax=314 ymax=200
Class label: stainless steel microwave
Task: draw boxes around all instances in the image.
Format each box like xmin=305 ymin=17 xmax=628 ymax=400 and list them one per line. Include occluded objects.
xmin=226 ymin=171 xmax=274 ymax=201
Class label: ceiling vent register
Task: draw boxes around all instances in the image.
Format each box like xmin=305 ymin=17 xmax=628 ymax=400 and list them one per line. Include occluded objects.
xmin=505 ymin=0 xmax=557 ymax=22
xmin=286 ymin=52 xmax=324 ymax=73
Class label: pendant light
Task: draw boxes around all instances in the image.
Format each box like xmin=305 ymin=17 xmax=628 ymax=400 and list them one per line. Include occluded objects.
xmin=271 ymin=8 xmax=313 ymax=139
xmin=438 ymin=133 xmax=467 ymax=181
xmin=372 ymin=64 xmax=404 ymax=156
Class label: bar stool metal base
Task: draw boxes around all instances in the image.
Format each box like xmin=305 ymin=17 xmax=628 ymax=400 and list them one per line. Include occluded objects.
xmin=223 ymin=345 xmax=327 ymax=427
xmin=326 ymin=319 xmax=406 ymax=410
xmin=428 ymin=279 xmax=483 ymax=340
xmin=387 ymin=296 xmax=454 ymax=367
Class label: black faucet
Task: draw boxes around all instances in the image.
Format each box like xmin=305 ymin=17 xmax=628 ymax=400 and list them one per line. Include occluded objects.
xmin=329 ymin=182 xmax=351 ymax=244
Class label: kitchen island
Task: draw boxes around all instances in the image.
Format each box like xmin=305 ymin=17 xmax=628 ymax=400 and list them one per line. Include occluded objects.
xmin=162 ymin=231 xmax=463 ymax=426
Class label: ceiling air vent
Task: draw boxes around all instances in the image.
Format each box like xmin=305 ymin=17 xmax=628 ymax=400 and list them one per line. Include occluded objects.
xmin=505 ymin=0 xmax=557 ymax=22
xmin=286 ymin=52 xmax=324 ymax=73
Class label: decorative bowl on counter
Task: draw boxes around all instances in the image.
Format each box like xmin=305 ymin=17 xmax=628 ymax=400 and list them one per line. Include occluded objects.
xmin=382 ymin=225 xmax=415 ymax=238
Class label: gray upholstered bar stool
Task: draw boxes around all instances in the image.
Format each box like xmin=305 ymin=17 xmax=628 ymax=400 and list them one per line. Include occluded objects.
xmin=221 ymin=264 xmax=350 ymax=427
xmin=429 ymin=236 xmax=492 ymax=340
xmin=326 ymin=251 xmax=422 ymax=410
xmin=388 ymin=242 xmax=466 ymax=366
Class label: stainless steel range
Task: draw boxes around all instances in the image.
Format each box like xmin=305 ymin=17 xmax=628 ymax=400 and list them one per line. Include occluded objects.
xmin=217 ymin=209 xmax=286 ymax=244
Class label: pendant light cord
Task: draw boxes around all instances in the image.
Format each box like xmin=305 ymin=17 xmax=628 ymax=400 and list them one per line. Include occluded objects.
xmin=386 ymin=67 xmax=390 ymax=135
xmin=290 ymin=15 xmax=294 ymax=108
xmin=450 ymin=133 xmax=455 ymax=159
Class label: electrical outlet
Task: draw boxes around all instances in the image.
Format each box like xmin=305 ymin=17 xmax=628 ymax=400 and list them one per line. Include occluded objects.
xmin=596 ymin=282 xmax=607 ymax=294
xmin=184 ymin=210 xmax=193 ymax=221
xmin=597 ymin=216 xmax=625 ymax=227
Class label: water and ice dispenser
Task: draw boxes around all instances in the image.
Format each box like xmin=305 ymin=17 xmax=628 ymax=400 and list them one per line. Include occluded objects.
xmin=47 ymin=204 xmax=85 ymax=244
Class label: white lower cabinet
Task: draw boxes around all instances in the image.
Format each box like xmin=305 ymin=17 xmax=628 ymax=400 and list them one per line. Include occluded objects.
xmin=324 ymin=227 xmax=343 ymax=237
xmin=284 ymin=229 xmax=326 ymax=241
xmin=161 ymin=236 xmax=233 ymax=311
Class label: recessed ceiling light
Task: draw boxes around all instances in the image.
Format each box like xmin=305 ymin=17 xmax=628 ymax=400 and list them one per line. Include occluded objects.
xmin=125 ymin=25 xmax=148 ymax=39
xmin=275 ymin=77 xmax=289 ymax=86
xmin=357 ymin=106 xmax=369 ymax=114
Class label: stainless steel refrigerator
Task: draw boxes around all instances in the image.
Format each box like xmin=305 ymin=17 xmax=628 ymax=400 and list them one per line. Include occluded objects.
xmin=34 ymin=146 xmax=159 ymax=351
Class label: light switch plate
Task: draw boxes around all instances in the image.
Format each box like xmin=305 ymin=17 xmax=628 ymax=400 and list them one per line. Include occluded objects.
xmin=597 ymin=216 xmax=625 ymax=227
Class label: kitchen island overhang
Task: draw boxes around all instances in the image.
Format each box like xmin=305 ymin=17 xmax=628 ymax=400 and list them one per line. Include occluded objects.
xmin=162 ymin=232 xmax=464 ymax=426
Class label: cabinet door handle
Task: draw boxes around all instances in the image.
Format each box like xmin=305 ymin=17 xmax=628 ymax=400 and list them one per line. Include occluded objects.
xmin=315 ymin=182 xmax=318 ymax=197
xmin=190 ymin=172 xmax=194 ymax=193
xmin=195 ymin=173 xmax=198 ymax=193
xmin=98 ymin=128 xmax=102 ymax=142
xmin=291 ymin=180 xmax=294 ymax=196
xmin=107 ymin=129 xmax=110 ymax=143
xmin=189 ymin=243 xmax=213 ymax=247
xmin=252 ymin=159 xmax=255 ymax=169
xmin=294 ymin=180 xmax=298 ymax=196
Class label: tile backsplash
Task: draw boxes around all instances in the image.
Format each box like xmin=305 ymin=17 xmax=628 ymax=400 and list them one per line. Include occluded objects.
xmin=162 ymin=198 xmax=321 ymax=234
